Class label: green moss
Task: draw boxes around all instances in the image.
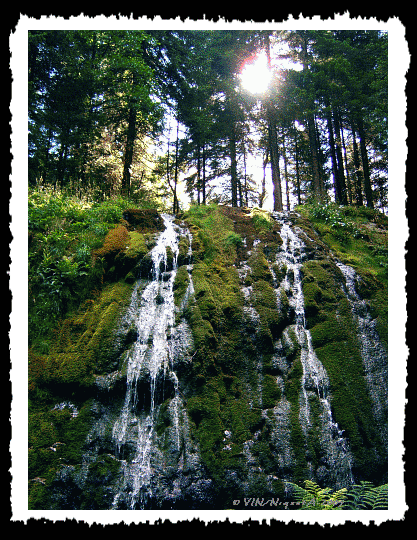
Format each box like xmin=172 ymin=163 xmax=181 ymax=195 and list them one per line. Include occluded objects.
xmin=300 ymin=256 xmax=386 ymax=480
xmin=124 ymin=231 xmax=148 ymax=259
xmin=155 ymin=399 xmax=172 ymax=436
xmin=250 ymin=208 xmax=273 ymax=231
xmin=250 ymin=280 xmax=289 ymax=352
xmin=283 ymin=357 xmax=308 ymax=481
xmin=296 ymin=202 xmax=388 ymax=288
xmin=309 ymin=315 xmax=349 ymax=348
xmin=28 ymin=399 xmax=94 ymax=509
xmin=185 ymin=204 xmax=241 ymax=265
xmin=247 ymin=247 xmax=274 ymax=284
xmin=262 ymin=374 xmax=281 ymax=409
xmin=173 ymin=265 xmax=190 ymax=307
xmin=178 ymin=234 xmax=192 ymax=265
xmin=93 ymin=224 xmax=129 ymax=263
xmin=187 ymin=386 xmax=224 ymax=469
xmin=30 ymin=281 xmax=134 ymax=391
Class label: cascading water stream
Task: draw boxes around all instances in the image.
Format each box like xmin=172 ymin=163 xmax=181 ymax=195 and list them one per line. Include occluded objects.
xmin=336 ymin=261 xmax=388 ymax=449
xmin=111 ymin=214 xmax=187 ymax=509
xmin=274 ymin=214 xmax=329 ymax=418
xmin=272 ymin=212 xmax=354 ymax=486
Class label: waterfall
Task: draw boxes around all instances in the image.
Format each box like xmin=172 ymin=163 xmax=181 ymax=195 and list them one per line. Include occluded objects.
xmin=272 ymin=213 xmax=354 ymax=487
xmin=111 ymin=214 xmax=187 ymax=509
xmin=336 ymin=261 xmax=388 ymax=450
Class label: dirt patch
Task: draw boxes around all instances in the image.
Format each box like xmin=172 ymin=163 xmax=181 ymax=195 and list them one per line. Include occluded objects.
xmin=122 ymin=209 xmax=165 ymax=232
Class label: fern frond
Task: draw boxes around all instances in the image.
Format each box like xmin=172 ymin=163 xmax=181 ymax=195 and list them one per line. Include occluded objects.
xmin=343 ymin=481 xmax=388 ymax=510
xmin=373 ymin=484 xmax=388 ymax=510
xmin=285 ymin=480 xmax=347 ymax=509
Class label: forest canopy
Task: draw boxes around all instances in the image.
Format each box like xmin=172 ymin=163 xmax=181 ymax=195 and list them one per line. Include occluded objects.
xmin=28 ymin=29 xmax=388 ymax=213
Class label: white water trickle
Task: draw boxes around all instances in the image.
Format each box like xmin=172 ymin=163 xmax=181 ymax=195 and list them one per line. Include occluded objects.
xmin=336 ymin=261 xmax=388 ymax=448
xmin=274 ymin=215 xmax=329 ymax=425
xmin=111 ymin=214 xmax=186 ymax=509
xmin=273 ymin=213 xmax=354 ymax=485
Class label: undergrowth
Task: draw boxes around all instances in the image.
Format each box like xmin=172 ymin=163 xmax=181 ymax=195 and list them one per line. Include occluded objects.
xmin=28 ymin=188 xmax=143 ymax=348
xmin=296 ymin=200 xmax=388 ymax=286
xmin=286 ymin=479 xmax=388 ymax=510
xmin=185 ymin=203 xmax=243 ymax=265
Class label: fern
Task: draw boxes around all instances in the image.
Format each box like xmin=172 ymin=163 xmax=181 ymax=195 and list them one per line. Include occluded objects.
xmin=286 ymin=480 xmax=347 ymax=510
xmin=342 ymin=481 xmax=388 ymax=510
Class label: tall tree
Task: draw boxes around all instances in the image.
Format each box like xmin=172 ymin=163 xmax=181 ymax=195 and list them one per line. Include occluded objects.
xmin=262 ymin=33 xmax=283 ymax=211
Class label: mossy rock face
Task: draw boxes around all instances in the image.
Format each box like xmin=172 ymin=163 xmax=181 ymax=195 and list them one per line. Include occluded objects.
xmin=177 ymin=235 xmax=192 ymax=266
xmin=301 ymin=256 xmax=387 ymax=481
xmin=93 ymin=224 xmax=129 ymax=265
xmin=30 ymin=281 xmax=134 ymax=392
xmin=247 ymin=248 xmax=274 ymax=284
xmin=124 ymin=231 xmax=148 ymax=260
xmin=93 ymin=226 xmax=153 ymax=283
xmin=28 ymin=400 xmax=94 ymax=509
xmin=262 ymin=374 xmax=282 ymax=409
xmin=173 ymin=265 xmax=190 ymax=307
xmin=28 ymin=201 xmax=388 ymax=509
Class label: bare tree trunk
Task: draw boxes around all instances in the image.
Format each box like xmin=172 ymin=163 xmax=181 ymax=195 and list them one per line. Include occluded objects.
xmin=173 ymin=119 xmax=179 ymax=214
xmin=202 ymin=142 xmax=206 ymax=205
xmin=357 ymin=117 xmax=374 ymax=208
xmin=351 ymin=120 xmax=364 ymax=206
xmin=229 ymin=128 xmax=239 ymax=207
xmin=281 ymin=131 xmax=291 ymax=211
xmin=121 ymin=106 xmax=136 ymax=198
xmin=307 ymin=114 xmax=323 ymax=198
xmin=333 ymin=108 xmax=348 ymax=205
xmin=265 ymin=33 xmax=283 ymax=212
xmin=340 ymin=119 xmax=353 ymax=205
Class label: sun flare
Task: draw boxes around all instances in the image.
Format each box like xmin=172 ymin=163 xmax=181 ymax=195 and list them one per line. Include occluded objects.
xmin=239 ymin=53 xmax=272 ymax=94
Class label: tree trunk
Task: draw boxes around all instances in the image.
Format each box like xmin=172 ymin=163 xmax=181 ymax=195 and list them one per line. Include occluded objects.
xmin=294 ymin=126 xmax=301 ymax=206
xmin=259 ymin=149 xmax=268 ymax=208
xmin=307 ymin=114 xmax=323 ymax=199
xmin=340 ymin=119 xmax=353 ymax=205
xmin=121 ymin=105 xmax=136 ymax=198
xmin=268 ymin=119 xmax=283 ymax=212
xmin=265 ymin=33 xmax=283 ymax=212
xmin=196 ymin=145 xmax=201 ymax=205
xmin=333 ymin=109 xmax=348 ymax=205
xmin=229 ymin=127 xmax=238 ymax=207
xmin=173 ymin=120 xmax=179 ymax=214
xmin=357 ymin=117 xmax=374 ymax=208
xmin=351 ymin=121 xmax=364 ymax=206
xmin=243 ymin=142 xmax=248 ymax=207
xmin=326 ymin=109 xmax=341 ymax=203
xmin=281 ymin=132 xmax=290 ymax=211
xmin=202 ymin=142 xmax=206 ymax=205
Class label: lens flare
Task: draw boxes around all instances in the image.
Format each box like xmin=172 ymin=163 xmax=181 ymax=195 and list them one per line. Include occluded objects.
xmin=239 ymin=53 xmax=272 ymax=94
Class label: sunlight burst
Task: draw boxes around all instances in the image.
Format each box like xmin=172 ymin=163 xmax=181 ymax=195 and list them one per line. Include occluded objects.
xmin=239 ymin=53 xmax=272 ymax=95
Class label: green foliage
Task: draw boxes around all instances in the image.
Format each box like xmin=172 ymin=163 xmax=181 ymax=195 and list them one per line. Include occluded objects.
xmin=28 ymin=188 xmax=146 ymax=348
xmin=297 ymin=201 xmax=388 ymax=288
xmin=222 ymin=231 xmax=244 ymax=249
xmin=250 ymin=208 xmax=273 ymax=231
xmin=286 ymin=480 xmax=347 ymax=509
xmin=185 ymin=203 xmax=242 ymax=265
xmin=342 ymin=481 xmax=388 ymax=510
xmin=303 ymin=201 xmax=361 ymax=242
xmin=287 ymin=479 xmax=389 ymax=510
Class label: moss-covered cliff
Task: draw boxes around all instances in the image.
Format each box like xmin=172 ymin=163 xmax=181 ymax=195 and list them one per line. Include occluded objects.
xmin=27 ymin=198 xmax=388 ymax=510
